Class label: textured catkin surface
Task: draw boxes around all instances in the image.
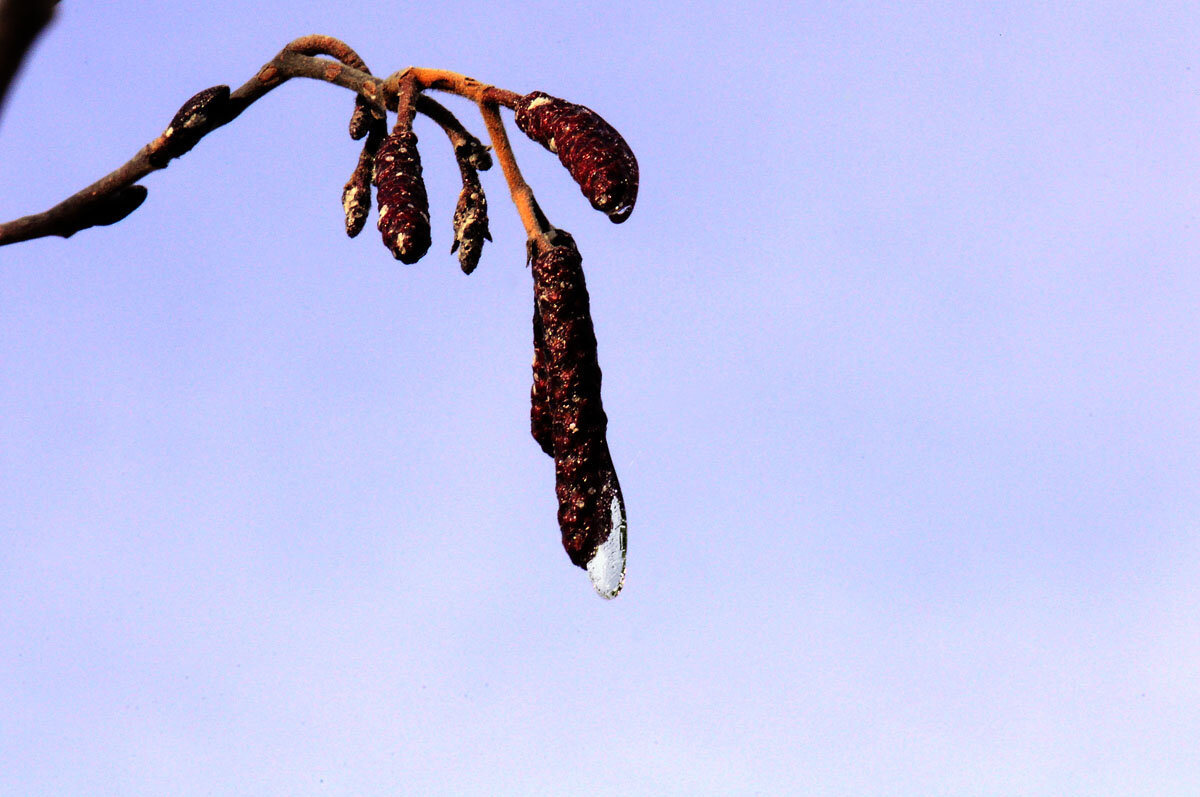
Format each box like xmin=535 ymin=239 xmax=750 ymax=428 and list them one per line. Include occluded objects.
xmin=514 ymin=92 xmax=639 ymax=223
xmin=530 ymin=231 xmax=621 ymax=567
xmin=374 ymin=128 xmax=431 ymax=264
xmin=342 ymin=127 xmax=381 ymax=238
xmin=530 ymin=307 xmax=554 ymax=457
xmin=348 ymin=95 xmax=385 ymax=141
xmin=450 ymin=164 xmax=490 ymax=274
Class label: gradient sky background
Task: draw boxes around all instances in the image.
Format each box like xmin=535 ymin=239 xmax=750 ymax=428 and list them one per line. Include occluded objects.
xmin=2 ymin=2 xmax=1199 ymax=794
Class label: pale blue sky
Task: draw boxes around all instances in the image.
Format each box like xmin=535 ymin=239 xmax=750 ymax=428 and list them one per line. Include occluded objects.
xmin=2 ymin=3 xmax=1199 ymax=794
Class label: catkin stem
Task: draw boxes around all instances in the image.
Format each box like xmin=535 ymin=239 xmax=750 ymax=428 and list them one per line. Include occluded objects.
xmin=406 ymin=67 xmax=522 ymax=108
xmin=478 ymin=102 xmax=549 ymax=241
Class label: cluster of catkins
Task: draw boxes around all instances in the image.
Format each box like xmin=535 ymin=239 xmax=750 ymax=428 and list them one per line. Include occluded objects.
xmin=338 ymin=86 xmax=639 ymax=589
xmin=340 ymin=93 xmax=493 ymax=273
xmin=108 ymin=45 xmax=642 ymax=595
xmin=341 ymin=89 xmax=637 ymax=269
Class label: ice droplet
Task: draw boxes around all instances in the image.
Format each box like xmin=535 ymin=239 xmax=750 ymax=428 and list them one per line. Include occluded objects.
xmin=608 ymin=202 xmax=634 ymax=223
xmin=586 ymin=491 xmax=627 ymax=599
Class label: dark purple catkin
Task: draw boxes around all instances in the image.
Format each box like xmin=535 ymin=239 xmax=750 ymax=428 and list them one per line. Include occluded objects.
xmin=514 ymin=91 xmax=639 ymax=223
xmin=450 ymin=164 xmax=491 ymax=274
xmin=530 ymin=229 xmax=624 ymax=569
xmin=374 ymin=127 xmax=430 ymax=264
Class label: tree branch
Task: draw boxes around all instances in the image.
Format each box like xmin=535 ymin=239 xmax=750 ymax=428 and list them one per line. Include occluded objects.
xmin=0 ymin=46 xmax=500 ymax=246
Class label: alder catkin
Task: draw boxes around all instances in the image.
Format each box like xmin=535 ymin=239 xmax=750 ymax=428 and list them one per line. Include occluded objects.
xmin=450 ymin=163 xmax=491 ymax=274
xmin=374 ymin=127 xmax=431 ymax=264
xmin=530 ymin=307 xmax=554 ymax=457
xmin=348 ymin=97 xmax=374 ymax=141
xmin=514 ymin=91 xmax=639 ymax=223
xmin=342 ymin=127 xmax=382 ymax=238
xmin=454 ymin=139 xmax=493 ymax=172
xmin=530 ymin=229 xmax=623 ymax=568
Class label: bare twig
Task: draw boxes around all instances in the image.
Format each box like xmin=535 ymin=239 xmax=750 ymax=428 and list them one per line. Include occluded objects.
xmin=0 ymin=49 xmax=384 ymax=245
xmin=280 ymin=36 xmax=490 ymax=170
xmin=0 ymin=48 xmax=498 ymax=246
xmin=407 ymin=67 xmax=522 ymax=109
xmin=418 ymin=96 xmax=491 ymax=169
xmin=283 ymin=34 xmax=371 ymax=71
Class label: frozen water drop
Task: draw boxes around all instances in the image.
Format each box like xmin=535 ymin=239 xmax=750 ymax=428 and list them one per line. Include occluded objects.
xmin=586 ymin=492 xmax=626 ymax=599
xmin=608 ymin=202 xmax=634 ymax=223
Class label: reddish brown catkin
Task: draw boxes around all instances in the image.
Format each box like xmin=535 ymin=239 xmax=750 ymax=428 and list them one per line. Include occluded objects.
xmin=514 ymin=91 xmax=639 ymax=223
xmin=530 ymin=229 xmax=623 ymax=568
xmin=374 ymin=123 xmax=431 ymax=264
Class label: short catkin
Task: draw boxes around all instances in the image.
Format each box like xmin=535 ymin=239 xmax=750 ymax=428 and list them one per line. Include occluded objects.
xmin=514 ymin=91 xmax=639 ymax=223
xmin=342 ymin=127 xmax=382 ymax=238
xmin=374 ymin=125 xmax=431 ymax=264
xmin=450 ymin=160 xmax=491 ymax=274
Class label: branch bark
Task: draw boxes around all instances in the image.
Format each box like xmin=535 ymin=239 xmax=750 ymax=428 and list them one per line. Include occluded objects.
xmin=0 ymin=45 xmax=517 ymax=247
